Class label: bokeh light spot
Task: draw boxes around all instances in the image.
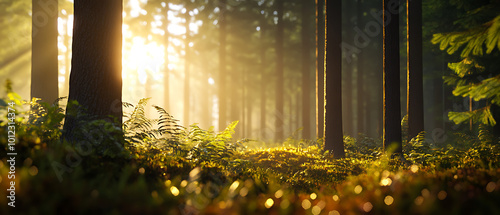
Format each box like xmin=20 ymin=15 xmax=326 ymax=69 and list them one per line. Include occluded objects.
xmin=275 ymin=189 xmax=284 ymax=198
xmin=384 ymin=195 xmax=394 ymax=205
xmin=414 ymin=196 xmax=424 ymax=205
xmin=486 ymin=182 xmax=496 ymax=193
xmin=437 ymin=190 xmax=447 ymax=200
xmin=265 ymin=198 xmax=274 ymax=208
xmin=332 ymin=195 xmax=339 ymax=201
xmin=302 ymin=199 xmax=312 ymax=209
xmin=363 ymin=202 xmax=373 ymax=212
xmin=410 ymin=164 xmax=419 ymax=173
xmin=312 ymin=205 xmax=322 ymax=215
xmin=310 ymin=192 xmax=317 ymax=200
xmin=354 ymin=185 xmax=363 ymax=194
xmin=170 ymin=186 xmax=180 ymax=196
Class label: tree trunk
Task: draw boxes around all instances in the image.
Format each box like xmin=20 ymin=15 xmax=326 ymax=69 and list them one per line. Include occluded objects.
xmin=356 ymin=0 xmax=367 ymax=137
xmin=164 ymin=1 xmax=170 ymax=111
xmin=342 ymin=0 xmax=354 ymax=137
xmin=184 ymin=9 xmax=191 ymax=126
xmin=315 ymin=0 xmax=325 ymax=139
xmin=357 ymin=55 xmax=365 ymax=136
xmin=301 ymin=0 xmax=312 ymax=139
xmin=406 ymin=0 xmax=424 ymax=141
xmin=63 ymin=0 xmax=123 ymax=141
xmin=218 ymin=0 xmax=227 ymax=131
xmin=275 ymin=0 xmax=285 ymax=141
xmin=383 ymin=0 xmax=403 ymax=154
xmin=31 ymin=0 xmax=58 ymax=104
xmin=260 ymin=24 xmax=267 ymax=139
xmin=324 ymin=0 xmax=345 ymax=158
xmin=63 ymin=24 xmax=71 ymax=98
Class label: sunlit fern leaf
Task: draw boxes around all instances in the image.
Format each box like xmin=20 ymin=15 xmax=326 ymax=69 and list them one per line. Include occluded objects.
xmin=153 ymin=105 xmax=183 ymax=138
xmin=478 ymin=123 xmax=494 ymax=145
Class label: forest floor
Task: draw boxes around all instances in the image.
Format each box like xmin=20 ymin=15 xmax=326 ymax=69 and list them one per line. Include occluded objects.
xmin=1 ymin=98 xmax=500 ymax=214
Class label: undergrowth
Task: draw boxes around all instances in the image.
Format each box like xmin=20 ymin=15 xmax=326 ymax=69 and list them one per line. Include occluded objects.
xmin=1 ymin=92 xmax=499 ymax=214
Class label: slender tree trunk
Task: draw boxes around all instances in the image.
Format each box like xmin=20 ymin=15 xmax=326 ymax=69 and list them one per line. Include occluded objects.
xmin=315 ymin=0 xmax=325 ymax=139
xmin=342 ymin=0 xmax=353 ymax=137
xmin=164 ymin=1 xmax=170 ymax=111
xmin=260 ymin=25 xmax=267 ymax=139
xmin=324 ymin=0 xmax=345 ymax=158
xmin=356 ymin=0 xmax=368 ymax=136
xmin=63 ymin=0 xmax=123 ymax=141
xmin=31 ymin=0 xmax=58 ymax=104
xmin=242 ymin=68 xmax=246 ymax=137
xmin=245 ymin=68 xmax=252 ymax=137
xmin=301 ymin=0 xmax=312 ymax=139
xmin=63 ymin=22 xmax=71 ymax=98
xmin=201 ymin=57 xmax=211 ymax=128
xmin=407 ymin=0 xmax=424 ymax=140
xmin=184 ymin=9 xmax=191 ymax=126
xmin=229 ymin=55 xmax=240 ymax=137
xmin=357 ymin=55 xmax=365 ymax=136
xmin=219 ymin=0 xmax=227 ymax=131
xmin=383 ymin=0 xmax=402 ymax=154
xmin=145 ymin=71 xmax=152 ymax=117
xmin=275 ymin=0 xmax=285 ymax=141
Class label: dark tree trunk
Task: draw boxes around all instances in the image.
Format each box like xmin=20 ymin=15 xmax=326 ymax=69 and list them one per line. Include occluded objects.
xmin=324 ymin=0 xmax=345 ymax=158
xmin=407 ymin=0 xmax=424 ymax=140
xmin=275 ymin=0 xmax=285 ymax=141
xmin=383 ymin=0 xmax=403 ymax=154
xmin=219 ymin=0 xmax=227 ymax=131
xmin=342 ymin=0 xmax=354 ymax=137
xmin=301 ymin=0 xmax=312 ymax=139
xmin=31 ymin=0 xmax=58 ymax=103
xmin=315 ymin=0 xmax=325 ymax=139
xmin=63 ymin=0 xmax=123 ymax=141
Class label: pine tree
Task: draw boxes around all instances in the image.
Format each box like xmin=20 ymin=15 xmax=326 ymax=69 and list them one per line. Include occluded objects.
xmin=433 ymin=5 xmax=500 ymax=135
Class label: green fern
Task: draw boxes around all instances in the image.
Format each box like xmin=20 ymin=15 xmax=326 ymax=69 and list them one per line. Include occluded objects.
xmin=478 ymin=123 xmax=494 ymax=145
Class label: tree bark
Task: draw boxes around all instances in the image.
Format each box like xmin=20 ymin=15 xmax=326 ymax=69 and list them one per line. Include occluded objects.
xmin=315 ymin=0 xmax=325 ymax=139
xmin=324 ymin=0 xmax=345 ymax=158
xmin=342 ymin=0 xmax=354 ymax=137
xmin=31 ymin=0 xmax=58 ymax=104
xmin=63 ymin=0 xmax=123 ymax=141
xmin=383 ymin=0 xmax=403 ymax=154
xmin=301 ymin=0 xmax=312 ymax=139
xmin=407 ymin=0 xmax=424 ymax=140
xmin=219 ymin=0 xmax=227 ymax=131
xmin=275 ymin=0 xmax=285 ymax=141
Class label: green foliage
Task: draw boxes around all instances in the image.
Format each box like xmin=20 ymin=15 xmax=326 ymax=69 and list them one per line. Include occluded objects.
xmin=2 ymin=94 xmax=500 ymax=214
xmin=434 ymin=8 xmax=500 ymax=130
xmin=432 ymin=15 xmax=500 ymax=57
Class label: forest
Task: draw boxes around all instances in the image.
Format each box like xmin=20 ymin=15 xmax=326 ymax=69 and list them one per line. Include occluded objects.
xmin=1 ymin=0 xmax=500 ymax=214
